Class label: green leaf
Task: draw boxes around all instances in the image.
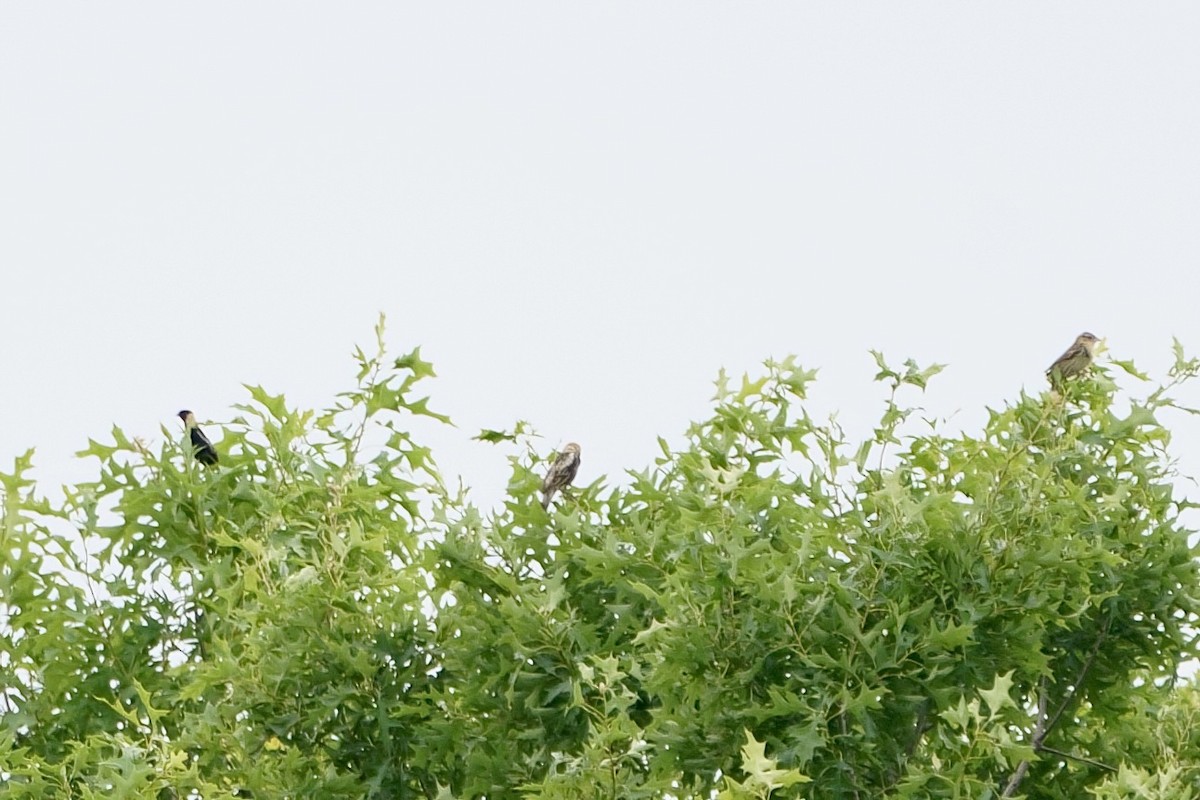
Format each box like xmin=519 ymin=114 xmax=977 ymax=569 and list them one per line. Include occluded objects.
xmin=737 ymin=729 xmax=811 ymax=791
xmin=980 ymin=671 xmax=1017 ymax=717
xmin=870 ymin=349 xmax=897 ymax=382
xmin=929 ymin=619 xmax=975 ymax=650
xmin=394 ymin=346 xmax=437 ymax=380
xmin=903 ymin=359 xmax=946 ymax=390
xmin=1110 ymin=359 xmax=1150 ymax=381
xmin=475 ymin=428 xmax=515 ymax=443
xmin=406 ymin=395 xmax=452 ymax=424
xmin=243 ymin=383 xmax=289 ymax=420
xmin=473 ymin=421 xmax=530 ymax=444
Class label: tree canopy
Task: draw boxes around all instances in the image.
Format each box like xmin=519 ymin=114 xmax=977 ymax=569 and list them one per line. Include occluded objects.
xmin=3 ymin=321 xmax=1200 ymax=799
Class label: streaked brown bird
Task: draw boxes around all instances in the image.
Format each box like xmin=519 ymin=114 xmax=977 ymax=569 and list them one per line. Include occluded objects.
xmin=177 ymin=410 xmax=219 ymax=466
xmin=541 ymin=443 xmax=581 ymax=509
xmin=1046 ymin=332 xmax=1100 ymax=386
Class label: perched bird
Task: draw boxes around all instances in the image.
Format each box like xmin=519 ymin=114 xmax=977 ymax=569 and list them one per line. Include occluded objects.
xmin=1046 ymin=332 xmax=1100 ymax=386
xmin=177 ymin=410 xmax=219 ymax=466
xmin=541 ymin=443 xmax=581 ymax=509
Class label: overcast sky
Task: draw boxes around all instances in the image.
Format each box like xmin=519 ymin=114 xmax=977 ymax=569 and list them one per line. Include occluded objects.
xmin=2 ymin=4 xmax=1198 ymax=511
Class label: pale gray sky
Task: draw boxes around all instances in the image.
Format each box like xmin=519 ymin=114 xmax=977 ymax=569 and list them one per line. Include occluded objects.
xmin=2 ymin=4 xmax=1199 ymax=509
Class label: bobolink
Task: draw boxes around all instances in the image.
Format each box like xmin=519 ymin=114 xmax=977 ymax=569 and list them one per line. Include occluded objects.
xmin=177 ymin=410 xmax=219 ymax=466
xmin=541 ymin=443 xmax=581 ymax=509
xmin=1046 ymin=332 xmax=1100 ymax=386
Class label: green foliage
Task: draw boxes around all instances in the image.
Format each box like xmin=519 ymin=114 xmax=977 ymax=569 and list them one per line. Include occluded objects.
xmin=3 ymin=321 xmax=1200 ymax=798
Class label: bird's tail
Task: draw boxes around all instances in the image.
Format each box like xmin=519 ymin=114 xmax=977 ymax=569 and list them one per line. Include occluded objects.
xmin=541 ymin=490 xmax=553 ymax=510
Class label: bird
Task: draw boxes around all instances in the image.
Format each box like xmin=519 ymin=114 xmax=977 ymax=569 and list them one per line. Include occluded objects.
xmin=541 ymin=443 xmax=581 ymax=509
xmin=177 ymin=410 xmax=219 ymax=466
xmin=1046 ymin=332 xmax=1100 ymax=386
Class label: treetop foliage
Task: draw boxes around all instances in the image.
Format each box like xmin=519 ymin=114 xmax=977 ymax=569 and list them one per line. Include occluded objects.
xmin=3 ymin=318 xmax=1200 ymax=799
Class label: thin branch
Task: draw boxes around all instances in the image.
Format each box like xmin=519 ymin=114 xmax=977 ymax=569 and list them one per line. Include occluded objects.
xmin=1001 ymin=617 xmax=1111 ymax=798
xmin=1042 ymin=617 xmax=1111 ymax=739
xmin=905 ymin=698 xmax=933 ymax=758
xmin=879 ymin=697 xmax=935 ymax=794
xmin=1038 ymin=745 xmax=1116 ymax=773
xmin=877 ymin=383 xmax=899 ymax=479
xmin=1002 ymin=679 xmax=1049 ymax=798
xmin=838 ymin=710 xmax=862 ymax=800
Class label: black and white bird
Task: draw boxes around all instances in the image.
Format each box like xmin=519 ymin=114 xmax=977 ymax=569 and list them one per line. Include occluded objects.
xmin=177 ymin=410 xmax=219 ymax=466
xmin=541 ymin=443 xmax=581 ymax=509
xmin=1046 ymin=332 xmax=1100 ymax=387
